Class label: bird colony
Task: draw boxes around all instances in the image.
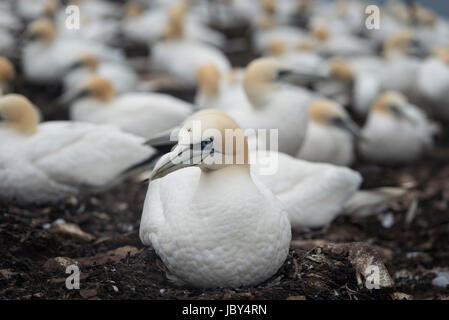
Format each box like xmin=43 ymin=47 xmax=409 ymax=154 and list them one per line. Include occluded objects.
xmin=1 ymin=0 xmax=448 ymax=296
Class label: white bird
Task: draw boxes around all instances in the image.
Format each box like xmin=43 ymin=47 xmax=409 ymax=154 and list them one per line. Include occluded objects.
xmin=226 ymin=57 xmax=320 ymax=156
xmin=297 ymin=99 xmax=360 ymax=166
xmin=121 ymin=2 xmax=226 ymax=48
xmin=265 ymin=39 xmax=324 ymax=75
xmin=251 ymin=149 xmax=362 ymax=229
xmin=380 ymin=31 xmax=429 ymax=102
xmin=0 ymin=94 xmax=155 ymax=204
xmin=22 ymin=18 xmax=123 ymax=83
xmin=194 ymin=63 xmax=248 ymax=111
xmin=0 ymin=57 xmax=15 ymax=96
xmin=359 ymin=91 xmax=439 ymax=164
xmin=139 ymin=110 xmax=291 ymax=288
xmin=63 ymin=52 xmax=138 ymax=94
xmin=64 ymin=76 xmax=193 ymax=139
xmin=417 ymin=47 xmax=449 ymax=122
xmin=151 ymin=3 xmax=231 ymax=88
xmin=319 ymin=57 xmax=383 ymax=117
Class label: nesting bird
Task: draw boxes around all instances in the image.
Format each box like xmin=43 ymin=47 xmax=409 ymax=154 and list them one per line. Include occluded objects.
xmin=195 ymin=63 xmax=248 ymax=111
xmin=297 ymin=99 xmax=360 ymax=166
xmin=140 ymin=110 xmax=291 ymax=288
xmin=22 ymin=18 xmax=122 ymax=83
xmin=359 ymin=91 xmax=439 ymax=164
xmin=151 ymin=3 xmax=231 ymax=88
xmin=64 ymin=52 xmax=138 ymax=94
xmin=0 ymin=94 xmax=155 ymax=204
xmin=63 ymin=76 xmax=193 ymax=139
xmin=226 ymin=57 xmax=322 ymax=156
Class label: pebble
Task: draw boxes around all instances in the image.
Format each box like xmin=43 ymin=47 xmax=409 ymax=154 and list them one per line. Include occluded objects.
xmin=432 ymin=272 xmax=449 ymax=288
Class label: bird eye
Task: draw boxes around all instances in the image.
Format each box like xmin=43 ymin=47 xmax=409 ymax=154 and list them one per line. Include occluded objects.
xmin=277 ymin=70 xmax=292 ymax=79
xmin=201 ymin=137 xmax=213 ymax=149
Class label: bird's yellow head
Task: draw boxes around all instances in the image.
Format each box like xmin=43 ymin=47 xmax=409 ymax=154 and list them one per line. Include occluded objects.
xmin=124 ymin=2 xmax=145 ymax=17
xmin=313 ymin=25 xmax=329 ymax=42
xmin=162 ymin=2 xmax=187 ymax=40
xmin=151 ymin=110 xmax=249 ymax=180
xmin=0 ymin=94 xmax=39 ymax=135
xmin=329 ymin=57 xmax=353 ymax=83
xmin=267 ymin=39 xmax=286 ymax=57
xmin=372 ymin=91 xmax=413 ymax=122
xmin=0 ymin=57 xmax=15 ymax=87
xmin=43 ymin=0 xmax=60 ymax=17
xmin=79 ymin=75 xmax=116 ymax=102
xmin=308 ymin=98 xmax=361 ymax=137
xmin=383 ymin=31 xmax=428 ymax=57
xmin=27 ymin=18 xmax=56 ymax=43
xmin=197 ymin=63 xmax=221 ymax=97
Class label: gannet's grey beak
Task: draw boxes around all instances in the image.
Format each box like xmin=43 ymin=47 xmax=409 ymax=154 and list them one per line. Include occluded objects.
xmin=144 ymin=127 xmax=181 ymax=147
xmin=333 ymin=117 xmax=362 ymax=139
xmin=57 ymin=89 xmax=89 ymax=108
xmin=390 ymin=104 xmax=417 ymax=124
xmin=150 ymin=139 xmax=214 ymax=180
xmin=276 ymin=68 xmax=329 ymax=85
xmin=407 ymin=39 xmax=430 ymax=58
xmin=67 ymin=61 xmax=83 ymax=72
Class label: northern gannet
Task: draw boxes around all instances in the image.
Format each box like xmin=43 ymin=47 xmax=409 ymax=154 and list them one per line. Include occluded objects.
xmin=0 ymin=94 xmax=155 ymax=204
xmin=145 ymin=110 xmax=404 ymax=229
xmin=64 ymin=52 xmax=138 ymax=94
xmin=417 ymin=47 xmax=449 ymax=122
xmin=251 ymin=150 xmax=362 ymax=229
xmin=194 ymin=63 xmax=248 ymax=111
xmin=151 ymin=3 xmax=230 ymax=88
xmin=64 ymin=76 xmax=193 ymax=139
xmin=359 ymin=91 xmax=439 ymax=164
xmin=140 ymin=110 xmax=291 ymax=288
xmin=0 ymin=57 xmax=15 ymax=96
xmin=297 ymin=99 xmax=360 ymax=166
xmin=22 ymin=18 xmax=123 ymax=83
xmin=121 ymin=2 xmax=226 ymax=48
xmin=318 ymin=57 xmax=382 ymax=116
xmin=226 ymin=57 xmax=321 ymax=156
xmin=380 ymin=31 xmax=429 ymax=101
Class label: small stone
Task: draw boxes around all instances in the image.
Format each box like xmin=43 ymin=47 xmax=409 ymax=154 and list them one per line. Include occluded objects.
xmin=51 ymin=222 xmax=95 ymax=241
xmin=80 ymin=288 xmax=98 ymax=298
xmin=432 ymin=273 xmax=449 ymax=288
xmin=380 ymin=212 xmax=394 ymax=229
xmin=43 ymin=257 xmax=78 ymax=273
xmin=112 ymin=285 xmax=119 ymax=293
xmin=286 ymin=295 xmax=306 ymax=300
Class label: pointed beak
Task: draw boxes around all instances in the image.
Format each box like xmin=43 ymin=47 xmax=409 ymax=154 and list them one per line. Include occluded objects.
xmin=333 ymin=117 xmax=362 ymax=139
xmin=144 ymin=127 xmax=181 ymax=147
xmin=57 ymin=89 xmax=89 ymax=108
xmin=67 ymin=61 xmax=83 ymax=72
xmin=390 ymin=104 xmax=417 ymax=124
xmin=276 ymin=68 xmax=329 ymax=86
xmin=150 ymin=142 xmax=212 ymax=180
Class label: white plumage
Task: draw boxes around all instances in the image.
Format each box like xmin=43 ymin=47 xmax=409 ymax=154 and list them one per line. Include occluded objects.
xmin=68 ymin=77 xmax=193 ymax=139
xmin=140 ymin=110 xmax=290 ymax=288
xmin=359 ymin=91 xmax=438 ymax=164
xmin=251 ymin=150 xmax=362 ymax=229
xmin=0 ymin=95 xmax=155 ymax=204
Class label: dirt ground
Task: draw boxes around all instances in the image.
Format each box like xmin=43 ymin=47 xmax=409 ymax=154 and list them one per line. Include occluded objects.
xmin=1 ymin=18 xmax=449 ymax=300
